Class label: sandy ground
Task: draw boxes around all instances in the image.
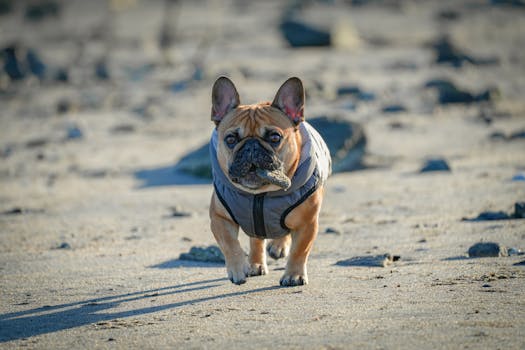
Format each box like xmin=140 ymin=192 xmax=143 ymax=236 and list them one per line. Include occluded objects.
xmin=1 ymin=0 xmax=525 ymax=349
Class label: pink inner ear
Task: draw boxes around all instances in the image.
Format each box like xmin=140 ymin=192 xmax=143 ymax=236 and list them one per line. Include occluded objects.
xmin=285 ymin=106 xmax=303 ymax=122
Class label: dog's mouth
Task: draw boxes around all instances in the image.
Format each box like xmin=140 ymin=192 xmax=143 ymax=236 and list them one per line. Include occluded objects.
xmin=231 ymin=165 xmax=291 ymax=190
xmin=228 ymin=138 xmax=291 ymax=191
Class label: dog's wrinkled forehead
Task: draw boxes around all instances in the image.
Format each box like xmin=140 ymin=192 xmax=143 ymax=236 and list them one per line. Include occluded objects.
xmin=218 ymin=104 xmax=293 ymax=138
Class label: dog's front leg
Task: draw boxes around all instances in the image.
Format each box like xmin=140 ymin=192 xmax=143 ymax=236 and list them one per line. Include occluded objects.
xmin=210 ymin=194 xmax=250 ymax=285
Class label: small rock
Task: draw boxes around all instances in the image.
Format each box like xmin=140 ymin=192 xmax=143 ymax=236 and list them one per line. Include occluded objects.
xmin=430 ymin=36 xmax=499 ymax=67
xmin=424 ymin=79 xmax=496 ymax=104
xmin=26 ymin=49 xmax=46 ymax=80
xmin=95 ymin=59 xmax=110 ymax=80
xmin=420 ymin=158 xmax=451 ymax=172
xmin=56 ymin=98 xmax=72 ymax=114
xmin=26 ymin=138 xmax=49 ymax=148
xmin=381 ymin=104 xmax=406 ymax=113
xmin=514 ymin=202 xmax=525 ymax=218
xmin=2 ymin=46 xmax=25 ymax=80
xmin=2 ymin=207 xmax=23 ymax=215
xmin=54 ymin=68 xmax=69 ymax=82
xmin=513 ymin=260 xmax=525 ymax=266
xmin=508 ymin=247 xmax=523 ymax=256
xmin=436 ymin=9 xmax=461 ymax=21
xmin=335 ymin=253 xmax=399 ymax=267
xmin=179 ymin=245 xmax=225 ymax=263
xmin=25 ymin=1 xmax=60 ymax=21
xmin=467 ymin=242 xmax=508 ymax=258
xmin=280 ymin=18 xmax=331 ymax=47
xmin=110 ymin=124 xmax=136 ymax=134
xmin=324 ymin=227 xmax=341 ymax=235
xmin=509 ymin=129 xmax=525 ymax=139
xmin=56 ymin=242 xmax=72 ymax=250
xmin=0 ymin=0 xmax=12 ymax=15
xmin=65 ymin=125 xmax=83 ymax=140
xmin=462 ymin=211 xmax=511 ymax=221
xmin=166 ymin=206 xmax=192 ymax=218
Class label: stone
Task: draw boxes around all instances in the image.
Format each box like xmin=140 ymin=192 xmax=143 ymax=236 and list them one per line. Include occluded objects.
xmin=467 ymin=242 xmax=508 ymax=258
xmin=514 ymin=202 xmax=525 ymax=218
xmin=26 ymin=49 xmax=46 ymax=80
xmin=280 ymin=18 xmax=331 ymax=47
xmin=430 ymin=36 xmax=499 ymax=67
xmin=335 ymin=254 xmax=399 ymax=267
xmin=382 ymin=104 xmax=407 ymax=113
xmin=462 ymin=211 xmax=511 ymax=221
xmin=179 ymin=245 xmax=225 ymax=264
xmin=420 ymin=158 xmax=451 ymax=172
xmin=2 ymin=46 xmax=25 ymax=80
xmin=25 ymin=1 xmax=60 ymax=21
xmin=424 ymin=79 xmax=496 ymax=104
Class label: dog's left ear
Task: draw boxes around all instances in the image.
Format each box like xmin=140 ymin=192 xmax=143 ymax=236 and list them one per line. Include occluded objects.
xmin=272 ymin=77 xmax=305 ymax=125
xmin=211 ymin=76 xmax=240 ymax=125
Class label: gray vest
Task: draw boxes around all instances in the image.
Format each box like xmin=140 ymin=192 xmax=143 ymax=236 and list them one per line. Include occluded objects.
xmin=210 ymin=122 xmax=331 ymax=239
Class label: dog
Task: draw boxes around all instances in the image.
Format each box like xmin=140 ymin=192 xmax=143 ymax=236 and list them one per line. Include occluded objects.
xmin=209 ymin=76 xmax=331 ymax=286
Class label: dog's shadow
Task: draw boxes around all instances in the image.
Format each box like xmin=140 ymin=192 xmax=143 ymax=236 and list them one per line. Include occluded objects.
xmin=0 ymin=277 xmax=279 ymax=342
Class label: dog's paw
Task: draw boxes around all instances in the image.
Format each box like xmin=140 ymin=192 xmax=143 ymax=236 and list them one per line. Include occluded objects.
xmin=248 ymin=263 xmax=268 ymax=277
xmin=227 ymin=261 xmax=251 ymax=285
xmin=267 ymin=237 xmax=291 ymax=260
xmin=279 ymin=273 xmax=308 ymax=287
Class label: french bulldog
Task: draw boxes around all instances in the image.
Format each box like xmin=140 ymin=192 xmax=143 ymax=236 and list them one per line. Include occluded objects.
xmin=209 ymin=76 xmax=331 ymax=286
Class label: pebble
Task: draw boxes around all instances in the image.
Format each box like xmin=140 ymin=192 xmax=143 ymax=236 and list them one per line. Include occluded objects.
xmin=179 ymin=245 xmax=225 ymax=263
xmin=65 ymin=125 xmax=83 ymax=140
xmin=514 ymin=260 xmax=525 ymax=266
xmin=55 ymin=242 xmax=72 ymax=250
xmin=166 ymin=206 xmax=192 ymax=218
xmin=514 ymin=202 xmax=525 ymax=218
xmin=26 ymin=49 xmax=46 ymax=80
xmin=430 ymin=36 xmax=499 ymax=67
xmin=25 ymin=1 xmax=60 ymax=21
xmin=280 ymin=18 xmax=331 ymax=47
xmin=462 ymin=211 xmax=511 ymax=221
xmin=110 ymin=124 xmax=136 ymax=134
xmin=424 ymin=79 xmax=496 ymax=105
xmin=420 ymin=158 xmax=451 ymax=172
xmin=381 ymin=104 xmax=407 ymax=113
xmin=95 ymin=59 xmax=110 ymax=80
xmin=467 ymin=242 xmax=508 ymax=258
xmin=324 ymin=227 xmax=341 ymax=235
xmin=2 ymin=46 xmax=25 ymax=80
xmin=335 ymin=254 xmax=400 ymax=267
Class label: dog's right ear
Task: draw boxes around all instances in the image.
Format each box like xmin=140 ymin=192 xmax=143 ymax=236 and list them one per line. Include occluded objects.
xmin=211 ymin=77 xmax=240 ymax=125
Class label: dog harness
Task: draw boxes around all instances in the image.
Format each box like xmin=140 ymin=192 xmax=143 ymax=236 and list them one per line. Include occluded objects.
xmin=210 ymin=122 xmax=331 ymax=239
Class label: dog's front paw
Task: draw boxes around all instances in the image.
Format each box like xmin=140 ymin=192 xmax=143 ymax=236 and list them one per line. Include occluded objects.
xmin=267 ymin=236 xmax=291 ymax=260
xmin=226 ymin=259 xmax=251 ymax=285
xmin=279 ymin=273 xmax=308 ymax=287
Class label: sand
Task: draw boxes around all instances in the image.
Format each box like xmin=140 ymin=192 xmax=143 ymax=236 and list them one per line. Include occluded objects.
xmin=1 ymin=0 xmax=524 ymax=349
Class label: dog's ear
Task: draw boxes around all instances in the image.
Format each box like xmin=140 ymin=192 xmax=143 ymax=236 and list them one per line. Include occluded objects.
xmin=272 ymin=77 xmax=305 ymax=125
xmin=211 ymin=76 xmax=240 ymax=125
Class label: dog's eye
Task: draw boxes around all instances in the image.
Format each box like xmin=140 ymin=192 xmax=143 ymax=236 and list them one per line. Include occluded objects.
xmin=224 ymin=134 xmax=238 ymax=148
xmin=267 ymin=132 xmax=282 ymax=145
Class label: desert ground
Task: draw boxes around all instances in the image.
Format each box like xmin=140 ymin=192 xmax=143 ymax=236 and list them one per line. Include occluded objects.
xmin=1 ymin=0 xmax=524 ymax=349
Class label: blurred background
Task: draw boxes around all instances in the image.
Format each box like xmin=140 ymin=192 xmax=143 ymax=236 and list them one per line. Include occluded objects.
xmin=1 ymin=0 xmax=524 ymax=185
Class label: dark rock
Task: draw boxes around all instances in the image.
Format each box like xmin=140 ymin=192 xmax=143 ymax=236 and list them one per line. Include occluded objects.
xmin=512 ymin=173 xmax=525 ymax=181
xmin=514 ymin=202 xmax=525 ymax=218
xmin=382 ymin=104 xmax=406 ymax=113
xmin=2 ymin=207 xmax=23 ymax=215
xmin=166 ymin=206 xmax=192 ymax=218
xmin=490 ymin=0 xmax=525 ymax=7
xmin=514 ymin=260 xmax=525 ymax=266
xmin=280 ymin=18 xmax=331 ymax=48
xmin=436 ymin=9 xmax=461 ymax=21
xmin=2 ymin=46 xmax=26 ymax=80
xmin=324 ymin=227 xmax=341 ymax=235
xmin=337 ymin=85 xmax=376 ymax=101
xmin=467 ymin=242 xmax=508 ymax=258
xmin=56 ymin=98 xmax=72 ymax=114
xmin=509 ymin=129 xmax=525 ymax=139
xmin=54 ymin=68 xmax=69 ymax=82
xmin=336 ymin=253 xmax=398 ymax=267
xmin=110 ymin=124 xmax=136 ymax=134
xmin=25 ymin=1 xmax=60 ymax=21
xmin=0 ymin=0 xmax=12 ymax=15
xmin=26 ymin=138 xmax=49 ymax=148
xmin=56 ymin=242 xmax=72 ymax=250
xmin=26 ymin=49 xmax=46 ymax=80
xmin=95 ymin=59 xmax=110 ymax=80
xmin=424 ymin=79 xmax=496 ymax=105
xmin=420 ymin=158 xmax=451 ymax=172
xmin=66 ymin=125 xmax=83 ymax=140
xmin=179 ymin=245 xmax=225 ymax=263
xmin=430 ymin=36 xmax=499 ymax=68
xmin=463 ymin=211 xmax=511 ymax=221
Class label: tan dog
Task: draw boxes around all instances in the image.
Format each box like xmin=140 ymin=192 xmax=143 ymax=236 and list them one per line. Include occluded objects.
xmin=209 ymin=77 xmax=331 ymax=286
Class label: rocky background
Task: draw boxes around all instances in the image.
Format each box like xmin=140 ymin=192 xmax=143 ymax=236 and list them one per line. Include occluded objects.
xmin=1 ymin=0 xmax=524 ymax=349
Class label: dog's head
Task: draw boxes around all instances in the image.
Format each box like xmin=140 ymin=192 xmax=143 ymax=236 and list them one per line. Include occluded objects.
xmin=211 ymin=77 xmax=306 ymax=194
